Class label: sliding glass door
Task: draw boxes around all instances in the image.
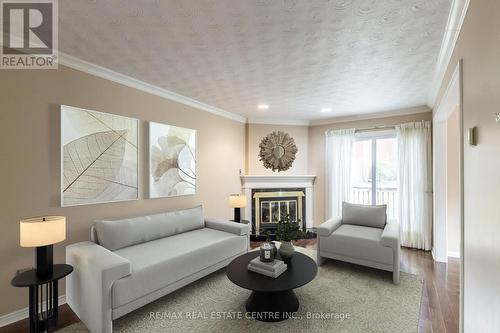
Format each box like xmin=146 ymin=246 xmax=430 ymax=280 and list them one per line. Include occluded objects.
xmin=350 ymin=132 xmax=398 ymax=219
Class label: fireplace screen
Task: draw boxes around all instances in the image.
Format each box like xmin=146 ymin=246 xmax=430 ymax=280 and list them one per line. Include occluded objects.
xmin=261 ymin=200 xmax=297 ymax=223
xmin=252 ymin=189 xmax=305 ymax=235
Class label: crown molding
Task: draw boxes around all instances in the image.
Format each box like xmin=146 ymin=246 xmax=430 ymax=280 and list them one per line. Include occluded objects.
xmin=0 ymin=295 xmax=66 ymax=327
xmin=427 ymin=0 xmax=470 ymax=108
xmin=246 ymin=117 xmax=310 ymax=126
xmin=309 ymin=105 xmax=431 ymax=126
xmin=58 ymin=52 xmax=247 ymax=123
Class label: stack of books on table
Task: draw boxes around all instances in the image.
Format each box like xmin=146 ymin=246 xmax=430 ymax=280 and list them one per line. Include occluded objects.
xmin=247 ymin=257 xmax=287 ymax=278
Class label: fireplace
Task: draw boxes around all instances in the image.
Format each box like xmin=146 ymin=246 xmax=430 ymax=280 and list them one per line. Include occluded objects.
xmin=240 ymin=175 xmax=316 ymax=238
xmin=251 ymin=188 xmax=306 ymax=235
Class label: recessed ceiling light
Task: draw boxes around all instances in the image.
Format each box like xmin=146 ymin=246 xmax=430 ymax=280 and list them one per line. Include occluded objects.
xmin=321 ymin=108 xmax=332 ymax=113
xmin=257 ymin=104 xmax=269 ymax=110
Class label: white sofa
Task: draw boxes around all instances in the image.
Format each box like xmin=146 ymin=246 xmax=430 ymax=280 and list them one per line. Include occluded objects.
xmin=66 ymin=205 xmax=249 ymax=333
xmin=317 ymin=202 xmax=400 ymax=284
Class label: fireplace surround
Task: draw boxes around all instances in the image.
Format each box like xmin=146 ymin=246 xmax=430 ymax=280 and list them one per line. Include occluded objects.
xmin=252 ymin=188 xmax=306 ymax=235
xmin=241 ymin=175 xmax=316 ymax=236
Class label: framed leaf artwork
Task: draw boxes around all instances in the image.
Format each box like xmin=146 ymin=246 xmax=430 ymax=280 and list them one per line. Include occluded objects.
xmin=149 ymin=122 xmax=196 ymax=198
xmin=61 ymin=105 xmax=139 ymax=206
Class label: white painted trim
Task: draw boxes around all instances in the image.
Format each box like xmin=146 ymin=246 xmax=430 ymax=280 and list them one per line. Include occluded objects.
xmin=0 ymin=295 xmax=66 ymax=327
xmin=433 ymin=62 xmax=461 ymax=265
xmin=58 ymin=52 xmax=247 ymax=123
xmin=241 ymin=175 xmax=316 ymax=185
xmin=246 ymin=117 xmax=310 ymax=126
xmin=309 ymin=106 xmax=430 ymax=126
xmin=434 ymin=65 xmax=460 ymax=121
xmin=448 ymin=251 xmax=461 ymax=258
xmin=428 ymin=0 xmax=470 ymax=108
xmin=432 ymin=61 xmax=465 ymax=333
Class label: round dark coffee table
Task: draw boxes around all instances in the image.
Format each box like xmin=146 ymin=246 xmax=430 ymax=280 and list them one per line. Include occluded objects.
xmin=226 ymin=251 xmax=317 ymax=322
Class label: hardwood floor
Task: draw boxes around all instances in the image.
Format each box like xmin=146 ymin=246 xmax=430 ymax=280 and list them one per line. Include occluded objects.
xmin=279 ymin=239 xmax=460 ymax=333
xmin=2 ymin=239 xmax=459 ymax=333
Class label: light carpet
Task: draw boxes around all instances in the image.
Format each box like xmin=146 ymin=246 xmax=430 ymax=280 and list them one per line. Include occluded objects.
xmin=59 ymin=246 xmax=422 ymax=333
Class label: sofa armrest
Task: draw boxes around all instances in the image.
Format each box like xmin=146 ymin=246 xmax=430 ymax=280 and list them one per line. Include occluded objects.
xmin=380 ymin=220 xmax=400 ymax=249
xmin=66 ymin=241 xmax=131 ymax=333
xmin=317 ymin=217 xmax=342 ymax=237
xmin=205 ymin=219 xmax=250 ymax=236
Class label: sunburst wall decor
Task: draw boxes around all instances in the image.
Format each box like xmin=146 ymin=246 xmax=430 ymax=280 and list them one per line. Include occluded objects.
xmin=259 ymin=131 xmax=298 ymax=172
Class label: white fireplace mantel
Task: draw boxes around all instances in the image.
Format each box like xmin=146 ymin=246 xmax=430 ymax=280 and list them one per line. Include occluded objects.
xmin=241 ymin=175 xmax=316 ymax=188
xmin=240 ymin=175 xmax=316 ymax=229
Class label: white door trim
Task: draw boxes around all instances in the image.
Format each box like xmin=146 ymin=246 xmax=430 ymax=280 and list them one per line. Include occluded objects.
xmin=432 ymin=60 xmax=464 ymax=333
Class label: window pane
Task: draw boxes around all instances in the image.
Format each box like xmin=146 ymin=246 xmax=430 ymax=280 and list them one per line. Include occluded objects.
xmin=350 ymin=139 xmax=372 ymax=205
xmin=271 ymin=202 xmax=279 ymax=222
xmin=289 ymin=201 xmax=297 ymax=222
xmin=261 ymin=202 xmax=270 ymax=223
xmin=376 ymin=138 xmax=398 ymax=219
xmin=279 ymin=201 xmax=288 ymax=221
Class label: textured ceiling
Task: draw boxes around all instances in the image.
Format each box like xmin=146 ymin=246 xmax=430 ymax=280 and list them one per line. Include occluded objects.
xmin=59 ymin=0 xmax=451 ymax=121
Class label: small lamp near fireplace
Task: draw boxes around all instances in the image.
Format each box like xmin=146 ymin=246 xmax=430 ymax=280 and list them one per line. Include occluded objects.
xmin=20 ymin=216 xmax=66 ymax=278
xmin=229 ymin=194 xmax=246 ymax=223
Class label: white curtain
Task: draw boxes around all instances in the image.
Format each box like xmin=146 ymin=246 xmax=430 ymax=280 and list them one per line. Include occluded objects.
xmin=396 ymin=121 xmax=433 ymax=250
xmin=325 ymin=128 xmax=355 ymax=219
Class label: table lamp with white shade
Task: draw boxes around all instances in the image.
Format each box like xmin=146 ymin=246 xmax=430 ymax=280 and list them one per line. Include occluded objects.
xmin=20 ymin=216 xmax=66 ymax=278
xmin=229 ymin=194 xmax=246 ymax=223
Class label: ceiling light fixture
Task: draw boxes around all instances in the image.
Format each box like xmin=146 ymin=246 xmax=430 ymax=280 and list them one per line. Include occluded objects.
xmin=257 ymin=104 xmax=269 ymax=110
xmin=321 ymin=108 xmax=332 ymax=113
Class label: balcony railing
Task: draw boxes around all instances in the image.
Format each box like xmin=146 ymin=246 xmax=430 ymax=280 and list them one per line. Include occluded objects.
xmin=350 ymin=186 xmax=398 ymax=219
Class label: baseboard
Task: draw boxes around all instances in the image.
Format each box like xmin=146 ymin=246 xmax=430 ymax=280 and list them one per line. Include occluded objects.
xmin=0 ymin=295 xmax=66 ymax=327
xmin=448 ymin=251 xmax=460 ymax=259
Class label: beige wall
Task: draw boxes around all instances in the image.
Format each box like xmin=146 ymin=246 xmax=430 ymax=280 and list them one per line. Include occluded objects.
xmin=308 ymin=112 xmax=432 ymax=226
xmin=0 ymin=66 xmax=245 ymax=316
xmin=433 ymin=2 xmax=500 ymax=331
xmin=245 ymin=123 xmax=308 ymax=175
xmin=446 ymin=107 xmax=460 ymax=256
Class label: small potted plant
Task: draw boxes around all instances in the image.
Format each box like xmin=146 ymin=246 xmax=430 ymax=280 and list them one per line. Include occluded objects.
xmin=275 ymin=215 xmax=307 ymax=263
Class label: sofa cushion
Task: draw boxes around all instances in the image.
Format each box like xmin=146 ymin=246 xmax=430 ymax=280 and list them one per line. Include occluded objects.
xmin=320 ymin=224 xmax=393 ymax=265
xmin=342 ymin=202 xmax=387 ymax=229
xmin=112 ymin=228 xmax=247 ymax=308
xmin=95 ymin=206 xmax=204 ymax=251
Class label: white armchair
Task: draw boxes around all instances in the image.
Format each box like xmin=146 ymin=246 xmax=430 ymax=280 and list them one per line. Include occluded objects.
xmin=317 ymin=202 xmax=400 ymax=284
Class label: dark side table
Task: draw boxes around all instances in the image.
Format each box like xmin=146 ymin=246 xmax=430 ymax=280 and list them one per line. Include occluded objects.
xmin=11 ymin=264 xmax=73 ymax=333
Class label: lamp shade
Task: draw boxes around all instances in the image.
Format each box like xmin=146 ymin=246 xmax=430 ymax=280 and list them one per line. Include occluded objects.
xmin=20 ymin=216 xmax=66 ymax=247
xmin=229 ymin=194 xmax=247 ymax=208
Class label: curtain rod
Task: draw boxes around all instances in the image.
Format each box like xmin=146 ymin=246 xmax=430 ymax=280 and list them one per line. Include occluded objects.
xmin=355 ymin=125 xmax=396 ymax=132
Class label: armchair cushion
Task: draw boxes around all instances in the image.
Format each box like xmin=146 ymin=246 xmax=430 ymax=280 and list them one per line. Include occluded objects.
xmin=342 ymin=202 xmax=387 ymax=229
xmin=317 ymin=217 xmax=342 ymax=237
xmin=320 ymin=224 xmax=393 ymax=265
xmin=95 ymin=205 xmax=204 ymax=251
